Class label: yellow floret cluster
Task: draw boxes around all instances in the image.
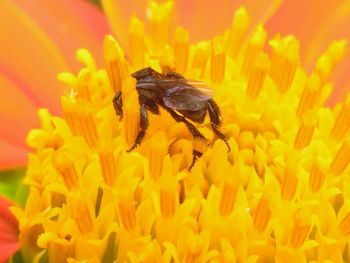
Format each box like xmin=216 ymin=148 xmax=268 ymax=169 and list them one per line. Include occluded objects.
xmin=11 ymin=2 xmax=350 ymax=262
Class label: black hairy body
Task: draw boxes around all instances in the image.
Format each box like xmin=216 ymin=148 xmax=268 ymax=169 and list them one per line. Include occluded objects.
xmin=113 ymin=67 xmax=229 ymax=165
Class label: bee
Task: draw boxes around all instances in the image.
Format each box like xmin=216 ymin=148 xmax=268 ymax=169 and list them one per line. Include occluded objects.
xmin=113 ymin=67 xmax=229 ymax=161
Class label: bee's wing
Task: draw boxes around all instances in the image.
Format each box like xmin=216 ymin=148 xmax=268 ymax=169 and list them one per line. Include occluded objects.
xmin=135 ymin=82 xmax=157 ymax=88
xmin=163 ymin=83 xmax=213 ymax=111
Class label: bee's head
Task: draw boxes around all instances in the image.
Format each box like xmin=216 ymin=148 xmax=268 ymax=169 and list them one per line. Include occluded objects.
xmin=131 ymin=67 xmax=154 ymax=80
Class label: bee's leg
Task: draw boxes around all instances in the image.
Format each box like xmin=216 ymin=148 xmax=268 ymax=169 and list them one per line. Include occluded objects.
xmin=164 ymin=107 xmax=207 ymax=141
xmin=190 ymin=150 xmax=203 ymax=170
xmin=127 ymin=103 xmax=149 ymax=152
xmin=146 ymin=100 xmax=160 ymax=115
xmin=207 ymin=99 xmax=230 ymax=151
xmin=113 ymin=91 xmax=123 ymax=120
xmin=164 ymin=107 xmax=207 ymax=169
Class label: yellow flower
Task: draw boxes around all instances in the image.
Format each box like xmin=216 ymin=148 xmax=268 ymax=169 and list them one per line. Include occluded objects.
xmin=12 ymin=1 xmax=350 ymax=262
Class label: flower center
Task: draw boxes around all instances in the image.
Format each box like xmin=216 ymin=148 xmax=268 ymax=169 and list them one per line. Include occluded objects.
xmin=16 ymin=1 xmax=350 ymax=262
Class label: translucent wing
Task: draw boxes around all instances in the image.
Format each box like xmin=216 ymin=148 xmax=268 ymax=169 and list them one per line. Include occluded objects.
xmin=135 ymin=82 xmax=157 ymax=89
xmin=163 ymin=83 xmax=213 ymax=111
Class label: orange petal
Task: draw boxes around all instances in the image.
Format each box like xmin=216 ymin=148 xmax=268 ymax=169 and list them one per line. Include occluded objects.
xmin=174 ymin=0 xmax=238 ymax=41
xmin=0 ymin=139 xmax=28 ymax=169
xmin=0 ymin=0 xmax=110 ymax=169
xmin=0 ymin=133 xmax=28 ymax=170
xmin=265 ymin=0 xmax=343 ymax=64
xmin=266 ymin=0 xmax=350 ymax=104
xmin=14 ymin=0 xmax=110 ymax=69
xmin=305 ymin=1 xmax=350 ymax=105
xmin=0 ymin=196 xmax=19 ymax=262
xmin=329 ymin=54 xmax=350 ymax=105
xmin=101 ymin=0 xmax=148 ymax=48
xmin=0 ymin=69 xmax=38 ymax=156
xmin=174 ymin=0 xmax=281 ymax=41
xmin=102 ymin=0 xmax=281 ymax=46
xmin=0 ymin=0 xmax=110 ymax=113
xmin=0 ymin=0 xmax=69 ymax=114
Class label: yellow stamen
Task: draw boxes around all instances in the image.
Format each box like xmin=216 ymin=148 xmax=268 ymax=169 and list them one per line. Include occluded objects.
xmin=184 ymin=236 xmax=203 ymax=263
xmin=118 ymin=200 xmax=137 ymax=231
xmin=38 ymin=108 xmax=54 ymax=132
xmin=158 ymin=45 xmax=176 ymax=74
xmin=47 ymin=241 xmax=75 ymax=263
xmin=184 ymin=253 xmax=201 ymax=263
xmin=339 ymin=211 xmax=350 ymax=236
xmin=98 ymin=149 xmax=118 ymax=186
xmin=269 ymin=35 xmax=299 ymax=93
xmin=76 ymin=104 xmax=99 ymax=148
xmin=246 ymin=51 xmax=270 ymax=99
xmin=211 ymin=36 xmax=226 ymax=84
xmin=315 ymin=40 xmax=347 ymax=82
xmin=61 ymin=93 xmax=99 ymax=148
xmin=51 ymin=192 xmax=66 ymax=208
xmin=290 ymin=224 xmax=311 ymax=248
xmin=175 ymin=27 xmax=189 ymax=75
xmin=330 ymin=94 xmax=350 ymax=141
xmin=124 ymin=91 xmax=140 ymax=149
xmin=149 ymin=153 xmax=163 ymax=181
xmin=191 ymin=41 xmax=210 ymax=78
xmin=308 ymin=158 xmax=326 ymax=192
xmin=160 ymin=189 xmax=176 ymax=218
xmin=61 ymin=95 xmax=82 ymax=137
xmin=330 ymin=137 xmax=350 ymax=175
xmin=296 ymin=73 xmax=321 ymax=118
xmin=76 ymin=69 xmax=92 ymax=101
xmin=238 ymin=131 xmax=255 ymax=149
xmin=239 ymin=149 xmax=255 ymax=166
xmin=70 ymin=194 xmax=95 ymax=236
xmin=294 ymin=111 xmax=316 ymax=150
xmin=241 ymin=25 xmax=267 ymax=78
xmin=253 ymin=196 xmax=271 ymax=232
xmin=76 ymin=48 xmax=96 ymax=71
xmin=26 ymin=109 xmax=63 ymax=150
xmin=254 ymin=146 xmax=268 ymax=178
xmin=281 ymin=154 xmax=299 ymax=200
xmin=148 ymin=1 xmax=173 ymax=51
xmin=148 ymin=132 xmax=168 ymax=180
xmin=103 ymin=35 xmax=128 ymax=93
xmin=290 ymin=211 xmax=311 ymax=248
xmin=219 ymin=181 xmax=239 ymax=216
xmin=129 ymin=17 xmax=145 ymax=69
xmin=52 ymin=150 xmax=79 ymax=191
xmin=226 ymin=7 xmax=250 ymax=58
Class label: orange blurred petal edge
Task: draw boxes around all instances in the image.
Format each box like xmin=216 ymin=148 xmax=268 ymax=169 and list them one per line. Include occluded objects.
xmin=0 ymin=139 xmax=28 ymax=169
xmin=0 ymin=196 xmax=19 ymax=262
xmin=0 ymin=0 xmax=70 ymax=114
xmin=0 ymin=0 xmax=110 ymax=114
xmin=0 ymin=0 xmax=110 ymax=169
xmin=266 ymin=0 xmax=350 ymax=104
xmin=0 ymin=69 xmax=39 ymax=148
xmin=101 ymin=0 xmax=281 ymax=45
xmin=0 ymin=66 xmax=38 ymax=169
xmin=266 ymin=0 xmax=344 ymax=63
xmin=13 ymin=0 xmax=110 ymax=69
xmin=101 ymin=0 xmax=147 ymax=48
